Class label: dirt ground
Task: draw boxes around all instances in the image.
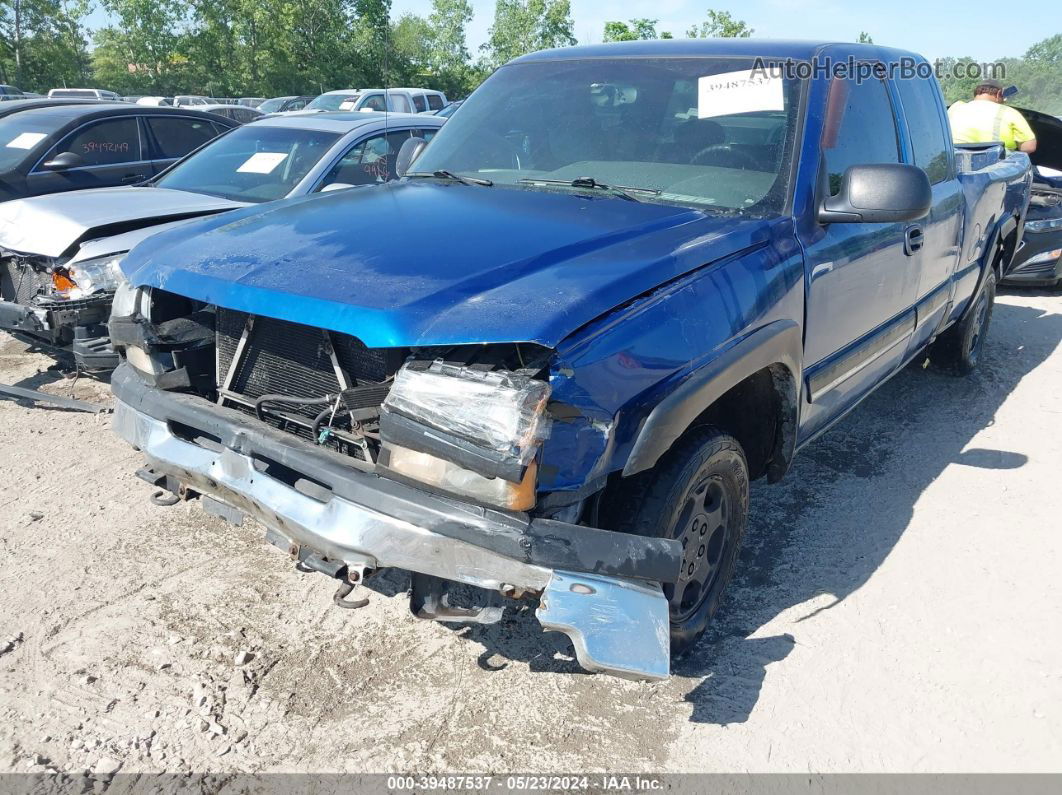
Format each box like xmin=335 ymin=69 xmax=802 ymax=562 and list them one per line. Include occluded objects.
xmin=0 ymin=288 xmax=1060 ymax=776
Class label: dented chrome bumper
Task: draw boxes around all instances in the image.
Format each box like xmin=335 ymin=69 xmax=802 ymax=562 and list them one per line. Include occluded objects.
xmin=111 ymin=364 xmax=677 ymax=680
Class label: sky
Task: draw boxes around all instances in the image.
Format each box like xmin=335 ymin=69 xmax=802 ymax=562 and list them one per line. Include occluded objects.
xmin=389 ymin=0 xmax=1053 ymax=62
xmin=84 ymin=0 xmax=1055 ymax=63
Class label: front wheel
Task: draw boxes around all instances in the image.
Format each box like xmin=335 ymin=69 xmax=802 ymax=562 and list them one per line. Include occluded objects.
xmin=930 ymin=270 xmax=996 ymax=375
xmin=607 ymin=427 xmax=749 ymax=656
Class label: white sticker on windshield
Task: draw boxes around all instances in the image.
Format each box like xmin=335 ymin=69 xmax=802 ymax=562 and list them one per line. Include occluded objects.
xmin=6 ymin=132 xmax=48 ymax=149
xmin=236 ymin=152 xmax=288 ymax=174
xmin=697 ymin=68 xmax=783 ymax=118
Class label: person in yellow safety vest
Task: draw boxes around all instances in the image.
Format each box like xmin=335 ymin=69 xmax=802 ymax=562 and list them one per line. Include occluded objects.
xmin=948 ymin=79 xmax=1037 ymax=153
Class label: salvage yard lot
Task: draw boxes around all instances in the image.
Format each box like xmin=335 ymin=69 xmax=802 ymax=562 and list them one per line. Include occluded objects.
xmin=0 ymin=289 xmax=1060 ymax=774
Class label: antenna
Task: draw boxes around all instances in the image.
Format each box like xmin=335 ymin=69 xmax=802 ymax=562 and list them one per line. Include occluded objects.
xmin=383 ymin=15 xmax=390 ymax=168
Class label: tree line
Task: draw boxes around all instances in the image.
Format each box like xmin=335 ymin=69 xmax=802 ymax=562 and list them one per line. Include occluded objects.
xmin=1 ymin=1 xmax=1059 ymax=115
xmin=0 ymin=0 xmax=579 ymax=99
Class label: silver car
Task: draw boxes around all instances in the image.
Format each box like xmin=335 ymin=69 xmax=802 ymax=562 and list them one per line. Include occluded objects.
xmin=0 ymin=111 xmax=445 ymax=368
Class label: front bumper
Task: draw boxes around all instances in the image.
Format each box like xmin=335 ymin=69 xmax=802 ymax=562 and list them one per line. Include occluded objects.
xmin=111 ymin=364 xmax=679 ymax=680
xmin=0 ymin=295 xmax=118 ymax=368
xmin=0 ymin=298 xmax=49 ymax=335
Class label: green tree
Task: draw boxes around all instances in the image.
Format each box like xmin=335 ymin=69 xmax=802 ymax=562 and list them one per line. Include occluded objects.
xmin=429 ymin=0 xmax=471 ymax=71
xmin=1025 ymin=33 xmax=1062 ymax=66
xmin=482 ymin=0 xmax=576 ymax=69
xmin=92 ymin=0 xmax=190 ymax=93
xmin=603 ymin=18 xmax=671 ymax=42
xmin=391 ymin=11 xmax=432 ymax=82
xmin=353 ymin=0 xmax=391 ymax=86
xmin=427 ymin=0 xmax=477 ymax=95
xmin=0 ymin=0 xmax=92 ymax=90
xmin=857 ymin=31 xmax=873 ymax=44
xmin=686 ymin=9 xmax=752 ymax=39
xmin=937 ymin=56 xmax=992 ymax=107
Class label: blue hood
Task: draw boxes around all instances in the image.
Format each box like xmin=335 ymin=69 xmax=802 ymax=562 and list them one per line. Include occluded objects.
xmin=123 ymin=181 xmax=767 ymax=349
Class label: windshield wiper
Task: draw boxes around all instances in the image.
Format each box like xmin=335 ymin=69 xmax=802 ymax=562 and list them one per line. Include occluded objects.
xmin=519 ymin=176 xmax=661 ymax=202
xmin=408 ymin=170 xmax=493 ymax=187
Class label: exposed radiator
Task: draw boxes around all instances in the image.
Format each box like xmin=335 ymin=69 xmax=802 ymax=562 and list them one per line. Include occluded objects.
xmin=0 ymin=257 xmax=50 ymax=305
xmin=215 ymin=308 xmax=397 ymax=420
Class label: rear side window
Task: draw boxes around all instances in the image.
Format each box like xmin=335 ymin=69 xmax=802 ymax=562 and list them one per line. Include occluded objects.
xmin=51 ymin=117 xmax=141 ymax=166
xmin=361 ymin=94 xmax=387 ymax=112
xmin=427 ymin=94 xmax=444 ymax=111
xmin=146 ymin=116 xmax=218 ymax=159
xmin=822 ymin=75 xmax=900 ymax=195
xmin=895 ymin=76 xmax=950 ymax=184
xmin=412 ymin=94 xmax=426 ymax=112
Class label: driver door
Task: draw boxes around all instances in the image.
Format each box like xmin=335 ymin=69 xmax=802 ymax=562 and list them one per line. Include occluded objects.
xmin=798 ymin=74 xmax=921 ymax=440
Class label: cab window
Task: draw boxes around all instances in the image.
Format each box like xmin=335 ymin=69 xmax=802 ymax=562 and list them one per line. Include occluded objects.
xmin=895 ymin=77 xmax=951 ymax=184
xmin=822 ymin=75 xmax=900 ymax=195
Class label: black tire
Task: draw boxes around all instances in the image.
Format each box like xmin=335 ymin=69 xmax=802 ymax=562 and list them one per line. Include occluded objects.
xmin=605 ymin=427 xmax=749 ymax=656
xmin=930 ymin=270 xmax=996 ymax=375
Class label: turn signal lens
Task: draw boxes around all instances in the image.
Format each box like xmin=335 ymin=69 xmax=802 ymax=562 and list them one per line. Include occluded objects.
xmin=52 ymin=268 xmax=77 ymax=293
xmin=1026 ymin=248 xmax=1062 ymax=266
xmin=385 ymin=444 xmax=538 ymax=511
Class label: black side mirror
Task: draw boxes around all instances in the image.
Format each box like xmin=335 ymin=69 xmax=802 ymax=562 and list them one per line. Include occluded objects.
xmin=818 ymin=163 xmax=931 ymax=224
xmin=41 ymin=151 xmax=85 ymax=171
xmin=395 ymin=137 xmax=428 ymax=177
xmin=1002 ymin=85 xmax=1019 ymax=100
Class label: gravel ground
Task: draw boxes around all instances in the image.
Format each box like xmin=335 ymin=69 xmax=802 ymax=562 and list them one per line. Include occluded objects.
xmin=0 ymin=289 xmax=1059 ymax=776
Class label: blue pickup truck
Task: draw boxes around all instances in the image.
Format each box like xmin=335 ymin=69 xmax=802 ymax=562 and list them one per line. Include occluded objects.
xmin=107 ymin=40 xmax=1032 ymax=680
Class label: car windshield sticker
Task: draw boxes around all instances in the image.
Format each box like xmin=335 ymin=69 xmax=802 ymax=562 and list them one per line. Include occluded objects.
xmin=236 ymin=152 xmax=289 ymax=174
xmin=6 ymin=132 xmax=48 ymax=149
xmin=698 ymin=68 xmax=784 ymax=118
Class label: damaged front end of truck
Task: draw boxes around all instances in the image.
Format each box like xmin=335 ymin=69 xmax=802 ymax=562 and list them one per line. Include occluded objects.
xmin=109 ymin=283 xmax=682 ymax=679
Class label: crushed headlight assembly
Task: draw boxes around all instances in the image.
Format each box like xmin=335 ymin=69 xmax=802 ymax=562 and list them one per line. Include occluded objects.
xmin=109 ymin=283 xmax=158 ymax=375
xmin=55 ymin=254 xmax=129 ymax=300
xmin=110 ymin=281 xmax=149 ymax=319
xmin=379 ymin=360 xmax=551 ymax=511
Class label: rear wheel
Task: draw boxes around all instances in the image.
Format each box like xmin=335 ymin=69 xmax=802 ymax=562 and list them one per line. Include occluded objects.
xmin=607 ymin=427 xmax=749 ymax=655
xmin=931 ymin=270 xmax=996 ymax=375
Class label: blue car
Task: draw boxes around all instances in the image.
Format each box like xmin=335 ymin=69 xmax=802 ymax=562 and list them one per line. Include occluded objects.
xmin=108 ymin=39 xmax=1031 ymax=679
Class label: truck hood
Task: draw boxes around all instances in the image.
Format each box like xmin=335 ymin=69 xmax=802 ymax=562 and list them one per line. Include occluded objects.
xmin=1018 ymin=107 xmax=1062 ymax=173
xmin=123 ymin=181 xmax=774 ymax=349
xmin=0 ymin=186 xmax=246 ymax=259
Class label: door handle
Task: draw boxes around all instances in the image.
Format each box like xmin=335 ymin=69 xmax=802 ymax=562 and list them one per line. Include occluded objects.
xmin=120 ymin=173 xmax=146 ymax=184
xmin=904 ymin=225 xmax=924 ymax=256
